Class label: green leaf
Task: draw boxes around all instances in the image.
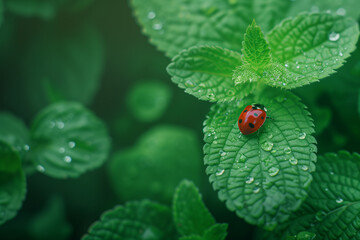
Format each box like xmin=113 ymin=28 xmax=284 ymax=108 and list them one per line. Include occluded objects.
xmin=0 ymin=141 xmax=21 ymax=173
xmin=0 ymin=144 xmax=26 ymax=225
xmin=30 ymin=102 xmax=110 ymax=178
xmin=266 ymin=12 xmax=359 ymax=89
xmin=167 ymin=46 xmax=257 ymax=102
xmin=21 ymin=24 xmax=104 ymax=114
xmin=108 ymin=125 xmax=202 ymax=203
xmin=28 ymin=196 xmax=72 ymax=240
xmin=269 ymin=151 xmax=360 ymax=239
xmin=127 ymin=81 xmax=172 ymax=122
xmin=203 ymin=88 xmax=316 ymax=230
xmin=242 ymin=20 xmax=271 ymax=69
xmin=82 ymin=200 xmax=177 ymax=240
xmin=203 ymin=223 xmax=228 ymax=240
xmin=173 ymin=180 xmax=215 ymax=236
xmin=4 ymin=0 xmax=66 ymax=19
xmin=0 ymin=112 xmax=29 ymax=158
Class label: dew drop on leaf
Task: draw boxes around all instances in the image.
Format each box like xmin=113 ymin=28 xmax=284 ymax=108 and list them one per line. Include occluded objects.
xmin=336 ymin=8 xmax=346 ymax=16
xmin=253 ymin=186 xmax=260 ymax=193
xmin=245 ymin=176 xmax=254 ymax=184
xmin=268 ymin=167 xmax=279 ymax=177
xmin=219 ymin=150 xmax=227 ymax=157
xmin=153 ymin=22 xmax=163 ymax=30
xmin=23 ymin=144 xmax=30 ymax=151
xmin=147 ymin=11 xmax=156 ymax=19
xmin=324 ymin=187 xmax=329 ymax=192
xmin=37 ymin=165 xmax=45 ymax=172
xmin=302 ymin=165 xmax=309 ymax=171
xmin=289 ymin=157 xmax=298 ymax=165
xmin=59 ymin=147 xmax=65 ymax=153
xmin=207 ymin=93 xmax=215 ymax=100
xmin=261 ymin=141 xmax=273 ymax=151
xmin=56 ymin=121 xmax=65 ymax=129
xmin=185 ymin=80 xmax=194 ymax=88
xmin=336 ymin=197 xmax=343 ymax=204
xmin=298 ymin=132 xmax=307 ymax=139
xmin=268 ymin=134 xmax=273 ymax=139
xmin=64 ymin=156 xmax=72 ymax=163
xmin=68 ymin=141 xmax=76 ymax=149
xmin=330 ymin=171 xmax=334 ymax=175
xmin=271 ymin=149 xmax=277 ymax=153
xmin=329 ymin=32 xmax=340 ymax=41
xmin=284 ymin=147 xmax=292 ymax=154
xmin=216 ymin=168 xmax=225 ymax=176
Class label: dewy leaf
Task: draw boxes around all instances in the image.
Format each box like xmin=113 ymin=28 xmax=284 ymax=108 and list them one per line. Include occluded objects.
xmin=203 ymin=88 xmax=317 ymax=230
xmin=82 ymin=200 xmax=177 ymax=240
xmin=242 ymin=20 xmax=271 ymax=69
xmin=167 ymin=46 xmax=257 ymax=102
xmin=0 ymin=112 xmax=29 ymax=158
xmin=127 ymin=81 xmax=172 ymax=122
xmin=173 ymin=180 xmax=215 ymax=236
xmin=0 ymin=143 xmax=26 ymax=225
xmin=30 ymin=102 xmax=110 ymax=178
xmin=202 ymin=223 xmax=228 ymax=240
xmin=268 ymin=151 xmax=360 ymax=240
xmin=21 ymin=23 xmax=104 ymax=114
xmin=108 ymin=125 xmax=202 ymax=203
xmin=267 ymin=12 xmax=359 ymax=89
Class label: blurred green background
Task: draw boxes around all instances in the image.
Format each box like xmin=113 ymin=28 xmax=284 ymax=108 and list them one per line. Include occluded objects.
xmin=0 ymin=0 xmax=359 ymax=239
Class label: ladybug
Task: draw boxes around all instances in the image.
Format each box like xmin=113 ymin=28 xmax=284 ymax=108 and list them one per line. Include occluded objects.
xmin=238 ymin=104 xmax=267 ymax=135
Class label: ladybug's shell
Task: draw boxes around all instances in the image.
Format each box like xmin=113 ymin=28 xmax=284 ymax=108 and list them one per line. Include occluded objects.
xmin=238 ymin=105 xmax=267 ymax=135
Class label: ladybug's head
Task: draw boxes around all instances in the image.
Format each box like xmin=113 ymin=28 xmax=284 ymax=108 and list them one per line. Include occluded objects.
xmin=251 ymin=103 xmax=267 ymax=112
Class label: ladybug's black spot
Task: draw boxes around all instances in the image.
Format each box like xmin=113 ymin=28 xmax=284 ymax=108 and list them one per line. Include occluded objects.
xmin=261 ymin=116 xmax=264 ymax=119
xmin=249 ymin=123 xmax=255 ymax=128
xmin=254 ymin=113 xmax=258 ymax=117
xmin=244 ymin=110 xmax=247 ymax=112
xmin=239 ymin=119 xmax=242 ymax=123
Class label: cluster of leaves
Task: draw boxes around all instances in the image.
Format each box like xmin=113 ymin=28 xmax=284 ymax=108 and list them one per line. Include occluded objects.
xmin=130 ymin=0 xmax=360 ymax=238
xmin=0 ymin=102 xmax=110 ymax=226
xmin=83 ymin=180 xmax=228 ymax=240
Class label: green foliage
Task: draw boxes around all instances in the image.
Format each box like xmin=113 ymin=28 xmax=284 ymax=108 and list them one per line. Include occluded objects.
xmin=167 ymin=46 xmax=256 ymax=102
xmin=267 ymin=151 xmax=360 ymax=239
xmin=82 ymin=200 xmax=178 ymax=240
xmin=21 ymin=24 xmax=104 ymax=113
xmin=108 ymin=125 xmax=202 ymax=203
xmin=127 ymin=81 xmax=172 ymax=122
xmin=267 ymin=12 xmax=359 ymax=89
xmin=204 ymin=89 xmax=316 ymax=230
xmin=0 ymin=144 xmax=26 ymax=225
xmin=28 ymin=196 xmax=72 ymax=240
xmin=30 ymin=102 xmax=110 ymax=178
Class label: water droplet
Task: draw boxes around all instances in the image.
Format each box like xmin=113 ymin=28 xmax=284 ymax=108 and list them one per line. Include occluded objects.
xmin=23 ymin=145 xmax=30 ymax=151
xmin=302 ymin=165 xmax=309 ymax=171
xmin=336 ymin=197 xmax=343 ymax=203
xmin=68 ymin=141 xmax=76 ymax=149
xmin=268 ymin=167 xmax=280 ymax=176
xmin=329 ymin=32 xmax=340 ymax=41
xmin=261 ymin=141 xmax=274 ymax=151
xmin=336 ymin=8 xmax=346 ymax=16
xmin=245 ymin=176 xmax=254 ymax=184
xmin=153 ymin=22 xmax=163 ymax=30
xmin=216 ymin=168 xmax=225 ymax=176
xmin=219 ymin=150 xmax=227 ymax=157
xmin=236 ymin=153 xmax=246 ymax=163
xmin=37 ymin=165 xmax=45 ymax=172
xmin=199 ymin=83 xmax=206 ymax=88
xmin=339 ymin=51 xmax=343 ymax=57
xmin=147 ymin=11 xmax=156 ymax=19
xmin=298 ymin=132 xmax=306 ymax=139
xmin=59 ymin=147 xmax=65 ymax=153
xmin=289 ymin=157 xmax=298 ymax=165
xmin=324 ymin=187 xmax=329 ymax=192
xmin=253 ymin=186 xmax=260 ymax=193
xmin=268 ymin=134 xmax=273 ymax=139
xmin=56 ymin=121 xmax=65 ymax=129
xmin=185 ymin=80 xmax=194 ymax=87
xmin=282 ymin=82 xmax=286 ymax=86
xmin=207 ymin=93 xmax=215 ymax=100
xmin=284 ymin=63 xmax=289 ymax=68
xmin=284 ymin=147 xmax=292 ymax=154
xmin=296 ymin=65 xmax=300 ymax=69
xmin=64 ymin=156 xmax=72 ymax=163
xmin=271 ymin=149 xmax=277 ymax=153
xmin=330 ymin=171 xmax=334 ymax=175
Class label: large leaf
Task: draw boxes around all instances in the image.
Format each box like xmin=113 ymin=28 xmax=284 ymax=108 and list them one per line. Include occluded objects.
xmin=0 ymin=142 xmax=26 ymax=225
xmin=30 ymin=102 xmax=110 ymax=178
xmin=108 ymin=125 xmax=202 ymax=203
xmin=82 ymin=200 xmax=177 ymax=240
xmin=21 ymin=23 xmax=104 ymax=114
xmin=266 ymin=12 xmax=359 ymax=89
xmin=173 ymin=180 xmax=216 ymax=236
xmin=203 ymin=88 xmax=316 ymax=230
xmin=268 ymin=151 xmax=360 ymax=240
xmin=167 ymin=46 xmax=257 ymax=102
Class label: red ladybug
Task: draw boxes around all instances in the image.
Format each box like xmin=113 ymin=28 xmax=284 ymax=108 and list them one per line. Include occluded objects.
xmin=238 ymin=104 xmax=267 ymax=135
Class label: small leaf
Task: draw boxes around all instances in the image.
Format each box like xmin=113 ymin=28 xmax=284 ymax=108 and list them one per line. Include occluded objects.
xmin=0 ymin=143 xmax=26 ymax=225
xmin=127 ymin=81 xmax=172 ymax=122
xmin=269 ymin=151 xmax=360 ymax=239
xmin=167 ymin=46 xmax=256 ymax=102
xmin=30 ymin=102 xmax=110 ymax=178
xmin=203 ymin=88 xmax=316 ymax=230
xmin=242 ymin=20 xmax=271 ymax=69
xmin=0 ymin=141 xmax=21 ymax=173
xmin=82 ymin=200 xmax=177 ymax=240
xmin=173 ymin=180 xmax=215 ymax=236
xmin=267 ymin=12 xmax=359 ymax=89
xmin=203 ymin=223 xmax=228 ymax=240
